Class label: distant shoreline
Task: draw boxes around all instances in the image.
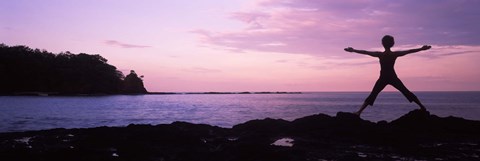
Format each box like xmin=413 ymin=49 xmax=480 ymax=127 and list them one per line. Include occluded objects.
xmin=5 ymin=91 xmax=480 ymax=96
xmin=147 ymin=91 xmax=303 ymax=95
xmin=2 ymin=91 xmax=302 ymax=96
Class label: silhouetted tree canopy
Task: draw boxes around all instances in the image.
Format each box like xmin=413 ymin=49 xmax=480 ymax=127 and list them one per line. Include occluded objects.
xmin=123 ymin=70 xmax=147 ymax=94
xmin=0 ymin=44 xmax=147 ymax=95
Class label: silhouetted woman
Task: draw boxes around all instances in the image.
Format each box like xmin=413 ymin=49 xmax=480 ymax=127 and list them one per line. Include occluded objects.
xmin=344 ymin=35 xmax=430 ymax=115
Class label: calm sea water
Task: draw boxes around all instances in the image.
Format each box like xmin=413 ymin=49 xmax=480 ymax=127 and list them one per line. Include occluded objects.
xmin=0 ymin=92 xmax=479 ymax=132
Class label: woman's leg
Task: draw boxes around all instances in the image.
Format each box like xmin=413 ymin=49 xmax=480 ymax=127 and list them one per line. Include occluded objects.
xmin=356 ymin=79 xmax=387 ymax=115
xmin=390 ymin=78 xmax=426 ymax=110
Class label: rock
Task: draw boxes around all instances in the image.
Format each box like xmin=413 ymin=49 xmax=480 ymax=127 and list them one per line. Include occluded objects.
xmin=335 ymin=111 xmax=361 ymax=120
xmin=390 ymin=109 xmax=430 ymax=126
xmin=233 ymin=118 xmax=291 ymax=134
xmin=1 ymin=110 xmax=480 ymax=161
xmin=122 ymin=70 xmax=147 ymax=94
xmin=389 ymin=109 xmax=480 ymax=134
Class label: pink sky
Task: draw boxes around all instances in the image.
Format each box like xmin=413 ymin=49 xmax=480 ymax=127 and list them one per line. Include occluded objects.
xmin=1 ymin=0 xmax=479 ymax=92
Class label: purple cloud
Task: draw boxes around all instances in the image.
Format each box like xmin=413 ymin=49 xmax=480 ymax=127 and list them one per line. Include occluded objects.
xmin=413 ymin=45 xmax=480 ymax=59
xmin=195 ymin=0 xmax=480 ymax=57
xmin=3 ymin=27 xmax=12 ymax=31
xmin=104 ymin=40 xmax=151 ymax=48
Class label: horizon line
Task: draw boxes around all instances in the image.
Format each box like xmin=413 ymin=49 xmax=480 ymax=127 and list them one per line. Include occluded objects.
xmin=148 ymin=90 xmax=480 ymax=93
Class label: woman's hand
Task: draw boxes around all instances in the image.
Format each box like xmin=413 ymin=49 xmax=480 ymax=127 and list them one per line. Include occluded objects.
xmin=421 ymin=45 xmax=431 ymax=50
xmin=344 ymin=47 xmax=354 ymax=52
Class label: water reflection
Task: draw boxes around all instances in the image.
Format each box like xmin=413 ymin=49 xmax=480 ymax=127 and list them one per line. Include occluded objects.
xmin=0 ymin=92 xmax=479 ymax=132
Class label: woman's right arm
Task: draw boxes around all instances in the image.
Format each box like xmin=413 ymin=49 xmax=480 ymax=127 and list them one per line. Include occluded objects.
xmin=344 ymin=47 xmax=381 ymax=57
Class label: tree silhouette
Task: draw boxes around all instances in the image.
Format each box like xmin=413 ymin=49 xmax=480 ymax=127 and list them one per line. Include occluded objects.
xmin=0 ymin=44 xmax=147 ymax=95
xmin=122 ymin=70 xmax=148 ymax=94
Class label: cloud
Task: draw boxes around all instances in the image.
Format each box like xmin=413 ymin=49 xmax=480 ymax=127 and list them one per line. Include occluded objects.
xmin=260 ymin=42 xmax=286 ymax=47
xmin=183 ymin=67 xmax=222 ymax=73
xmin=104 ymin=40 xmax=151 ymax=48
xmin=441 ymin=51 xmax=478 ymax=56
xmin=404 ymin=76 xmax=448 ymax=82
xmin=195 ymin=0 xmax=480 ymax=57
xmin=3 ymin=26 xmax=12 ymax=31
xmin=275 ymin=59 xmax=289 ymax=63
xmin=414 ymin=45 xmax=480 ymax=59
xmin=333 ymin=60 xmax=378 ymax=66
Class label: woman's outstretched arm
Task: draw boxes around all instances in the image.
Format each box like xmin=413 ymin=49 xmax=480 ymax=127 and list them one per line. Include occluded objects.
xmin=396 ymin=45 xmax=431 ymax=56
xmin=344 ymin=47 xmax=381 ymax=57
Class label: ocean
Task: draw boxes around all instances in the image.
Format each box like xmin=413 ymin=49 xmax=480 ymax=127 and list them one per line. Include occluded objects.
xmin=0 ymin=92 xmax=479 ymax=132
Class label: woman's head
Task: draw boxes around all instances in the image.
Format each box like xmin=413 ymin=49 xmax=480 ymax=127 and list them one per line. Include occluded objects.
xmin=382 ymin=35 xmax=395 ymax=49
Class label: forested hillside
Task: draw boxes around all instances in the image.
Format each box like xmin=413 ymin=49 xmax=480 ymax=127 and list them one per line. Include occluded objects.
xmin=0 ymin=44 xmax=147 ymax=95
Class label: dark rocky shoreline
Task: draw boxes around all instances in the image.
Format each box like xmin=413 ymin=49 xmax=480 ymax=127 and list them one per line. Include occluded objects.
xmin=1 ymin=110 xmax=479 ymax=161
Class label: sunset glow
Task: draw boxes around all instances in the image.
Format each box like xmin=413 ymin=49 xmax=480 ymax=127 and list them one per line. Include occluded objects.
xmin=2 ymin=0 xmax=479 ymax=92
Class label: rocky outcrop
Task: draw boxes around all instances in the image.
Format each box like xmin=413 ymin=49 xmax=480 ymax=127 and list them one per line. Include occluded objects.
xmin=1 ymin=110 xmax=479 ymax=161
xmin=122 ymin=70 xmax=147 ymax=94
